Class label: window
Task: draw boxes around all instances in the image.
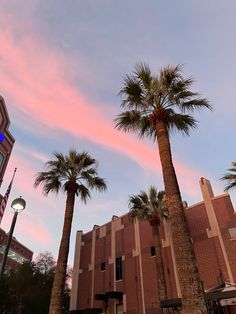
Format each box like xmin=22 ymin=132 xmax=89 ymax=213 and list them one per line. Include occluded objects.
xmin=229 ymin=227 xmax=236 ymax=239
xmin=100 ymin=262 xmax=106 ymax=271
xmin=0 ymin=153 xmax=5 ymax=169
xmin=150 ymin=246 xmax=156 ymax=256
xmin=0 ymin=245 xmax=28 ymax=264
xmin=115 ymin=256 xmax=122 ymax=281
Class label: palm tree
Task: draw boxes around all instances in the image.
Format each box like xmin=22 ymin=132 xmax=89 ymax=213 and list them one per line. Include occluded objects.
xmin=34 ymin=149 xmax=107 ymax=314
xmin=128 ymin=187 xmax=168 ymax=309
xmin=221 ymin=161 xmax=236 ymax=191
xmin=115 ymin=63 xmax=211 ymax=313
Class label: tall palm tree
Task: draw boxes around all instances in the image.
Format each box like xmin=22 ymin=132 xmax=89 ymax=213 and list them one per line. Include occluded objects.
xmin=221 ymin=161 xmax=236 ymax=191
xmin=34 ymin=149 xmax=107 ymax=314
xmin=115 ymin=63 xmax=211 ymax=313
xmin=128 ymin=187 xmax=168 ymax=309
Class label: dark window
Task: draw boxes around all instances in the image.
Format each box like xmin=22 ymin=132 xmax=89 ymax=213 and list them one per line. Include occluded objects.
xmin=0 ymin=153 xmax=5 ymax=169
xmin=151 ymin=246 xmax=156 ymax=256
xmin=115 ymin=256 xmax=122 ymax=280
xmin=100 ymin=262 xmax=106 ymax=271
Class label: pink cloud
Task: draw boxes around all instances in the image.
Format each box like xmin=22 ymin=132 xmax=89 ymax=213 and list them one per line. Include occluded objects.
xmin=0 ymin=152 xmax=54 ymax=249
xmin=17 ymin=218 xmax=51 ymax=247
xmin=3 ymin=150 xmax=62 ymax=218
xmin=4 ymin=153 xmax=47 ymax=201
xmin=2 ymin=212 xmax=51 ymax=251
xmin=0 ymin=9 xmax=203 ymax=198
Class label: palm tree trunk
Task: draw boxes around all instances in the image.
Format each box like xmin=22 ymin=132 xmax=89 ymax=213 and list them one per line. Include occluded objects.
xmin=155 ymin=121 xmax=207 ymax=314
xmin=49 ymin=189 xmax=75 ymax=314
xmin=152 ymin=224 xmax=168 ymax=312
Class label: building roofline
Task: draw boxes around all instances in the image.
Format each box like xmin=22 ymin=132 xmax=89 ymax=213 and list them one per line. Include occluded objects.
xmin=0 ymin=228 xmax=33 ymax=254
xmin=81 ymin=191 xmax=234 ymax=234
xmin=0 ymin=96 xmax=15 ymax=143
xmin=187 ymin=193 xmax=231 ymax=210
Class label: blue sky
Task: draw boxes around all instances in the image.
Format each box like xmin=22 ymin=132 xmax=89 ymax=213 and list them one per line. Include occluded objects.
xmin=0 ymin=0 xmax=235 ymax=266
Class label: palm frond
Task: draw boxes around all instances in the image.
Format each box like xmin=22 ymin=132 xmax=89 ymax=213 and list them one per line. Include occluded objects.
xmin=116 ymin=63 xmax=212 ymax=140
xmin=80 ymin=168 xmax=97 ymax=177
xmin=114 ymin=111 xmax=156 ymax=140
xmin=138 ymin=191 xmax=149 ymax=204
xmin=128 ymin=208 xmax=138 ymax=222
xmin=157 ymin=190 xmax=165 ymax=202
xmin=134 ymin=62 xmax=152 ymax=89
xmin=73 ymin=152 xmax=96 ymax=174
xmin=138 ymin=116 xmax=156 ymax=140
xmin=34 ymin=171 xmax=48 ymax=188
xmin=34 ymin=171 xmax=62 ymax=196
xmin=173 ymin=90 xmax=198 ymax=102
xmin=43 ymin=178 xmax=61 ymax=195
xmin=227 ymin=163 xmax=236 ymax=172
xmin=128 ymin=207 xmax=142 ymax=222
xmin=166 ymin=78 xmax=195 ymax=102
xmin=221 ymin=162 xmax=236 ymax=191
xmin=84 ymin=174 xmax=107 ymax=191
xmin=119 ymin=75 xmax=144 ymax=109
xmin=149 ymin=185 xmax=158 ymax=201
xmin=159 ymin=64 xmax=183 ymax=88
xmin=34 ymin=150 xmax=106 ymax=199
xmin=128 ymin=186 xmax=168 ymax=225
xmin=128 ymin=195 xmax=143 ymax=209
xmin=114 ymin=110 xmax=143 ymax=132
xmin=222 ymin=181 xmax=236 ymax=192
xmin=181 ymin=98 xmax=212 ymax=112
xmin=167 ymin=111 xmax=197 ymax=135
xmin=76 ymin=184 xmax=91 ymax=203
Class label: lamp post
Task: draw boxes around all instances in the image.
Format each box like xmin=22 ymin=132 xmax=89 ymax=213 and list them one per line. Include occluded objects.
xmin=0 ymin=196 xmax=26 ymax=280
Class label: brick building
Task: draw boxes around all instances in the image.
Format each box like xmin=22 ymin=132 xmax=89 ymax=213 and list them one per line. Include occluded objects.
xmin=0 ymin=228 xmax=33 ymax=269
xmin=0 ymin=97 xmax=33 ymax=271
xmin=0 ymin=96 xmax=15 ymax=187
xmin=70 ymin=178 xmax=236 ymax=314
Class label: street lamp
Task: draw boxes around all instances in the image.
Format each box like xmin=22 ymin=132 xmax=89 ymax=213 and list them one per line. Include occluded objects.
xmin=0 ymin=197 xmax=26 ymax=280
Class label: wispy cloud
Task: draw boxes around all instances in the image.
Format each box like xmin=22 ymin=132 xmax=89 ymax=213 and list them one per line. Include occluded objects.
xmin=15 ymin=143 xmax=50 ymax=163
xmin=0 ymin=9 xmax=203 ymax=199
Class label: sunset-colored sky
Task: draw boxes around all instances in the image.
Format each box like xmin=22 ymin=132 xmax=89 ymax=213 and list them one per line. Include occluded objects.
xmin=0 ymin=0 xmax=235 ymax=266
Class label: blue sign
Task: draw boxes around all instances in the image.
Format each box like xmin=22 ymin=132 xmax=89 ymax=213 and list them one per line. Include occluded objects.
xmin=0 ymin=133 xmax=4 ymax=142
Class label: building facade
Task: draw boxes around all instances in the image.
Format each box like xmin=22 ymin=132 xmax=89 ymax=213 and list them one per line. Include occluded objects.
xmin=0 ymin=228 xmax=33 ymax=270
xmin=70 ymin=178 xmax=236 ymax=314
xmin=0 ymin=97 xmax=32 ymax=271
xmin=0 ymin=96 xmax=15 ymax=187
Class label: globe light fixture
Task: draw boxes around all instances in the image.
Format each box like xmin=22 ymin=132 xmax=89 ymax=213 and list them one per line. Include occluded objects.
xmin=11 ymin=197 xmax=26 ymax=213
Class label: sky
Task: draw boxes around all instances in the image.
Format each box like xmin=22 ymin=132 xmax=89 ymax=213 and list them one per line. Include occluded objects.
xmin=0 ymin=0 xmax=235 ymax=266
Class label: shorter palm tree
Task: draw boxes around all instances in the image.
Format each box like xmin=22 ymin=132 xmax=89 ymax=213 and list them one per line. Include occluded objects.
xmin=34 ymin=149 xmax=107 ymax=314
xmin=221 ymin=161 xmax=236 ymax=191
xmin=128 ymin=186 xmax=168 ymax=308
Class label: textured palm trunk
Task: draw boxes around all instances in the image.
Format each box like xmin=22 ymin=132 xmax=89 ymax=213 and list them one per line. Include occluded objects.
xmin=152 ymin=224 xmax=168 ymax=312
xmin=49 ymin=188 xmax=75 ymax=314
xmin=155 ymin=121 xmax=207 ymax=314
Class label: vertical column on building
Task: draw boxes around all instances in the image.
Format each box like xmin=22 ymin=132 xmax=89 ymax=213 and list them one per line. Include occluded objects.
xmin=200 ymin=177 xmax=233 ymax=282
xmin=109 ymin=216 xmax=117 ymax=314
xmin=110 ymin=216 xmax=116 ymax=291
xmin=133 ymin=219 xmax=146 ymax=314
xmin=89 ymin=225 xmax=98 ymax=308
xmin=70 ymin=230 xmax=83 ymax=311
xmin=110 ymin=216 xmax=125 ymax=313
xmin=162 ymin=220 xmax=182 ymax=298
